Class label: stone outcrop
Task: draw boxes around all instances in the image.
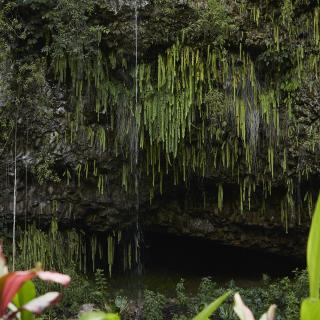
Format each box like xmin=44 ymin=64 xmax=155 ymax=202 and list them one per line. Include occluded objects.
xmin=0 ymin=0 xmax=319 ymax=260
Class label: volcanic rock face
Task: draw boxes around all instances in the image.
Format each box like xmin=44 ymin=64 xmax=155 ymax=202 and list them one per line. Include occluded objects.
xmin=0 ymin=0 xmax=319 ymax=259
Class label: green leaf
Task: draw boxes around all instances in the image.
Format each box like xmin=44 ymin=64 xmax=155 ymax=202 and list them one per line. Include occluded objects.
xmin=193 ymin=291 xmax=231 ymax=320
xmin=12 ymin=280 xmax=36 ymax=320
xmin=307 ymin=195 xmax=320 ymax=298
xmin=79 ymin=311 xmax=120 ymax=320
xmin=300 ymin=298 xmax=320 ymax=320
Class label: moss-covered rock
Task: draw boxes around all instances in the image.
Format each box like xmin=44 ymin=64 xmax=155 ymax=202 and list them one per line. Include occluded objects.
xmin=0 ymin=0 xmax=319 ymax=262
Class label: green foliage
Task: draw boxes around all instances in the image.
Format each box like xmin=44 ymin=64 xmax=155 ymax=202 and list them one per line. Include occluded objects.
xmin=229 ymin=194 xmax=320 ymax=320
xmin=196 ymin=277 xmax=219 ymax=308
xmin=18 ymin=225 xmax=85 ymax=271
xmin=79 ymin=311 xmax=120 ymax=320
xmin=281 ymin=0 xmax=294 ymax=29
xmin=300 ymin=299 xmax=320 ymax=320
xmin=143 ymin=289 xmax=166 ymax=320
xmin=300 ymin=195 xmax=320 ymax=319
xmin=172 ymin=271 xmax=309 ymax=320
xmin=0 ymin=0 xmax=319 ymax=226
xmin=34 ymin=156 xmax=61 ymax=185
xmin=34 ymin=265 xmax=91 ymax=318
xmin=183 ymin=0 xmax=233 ymax=47
xmin=204 ymin=88 xmax=226 ymax=131
xmin=114 ymin=296 xmax=128 ymax=314
xmin=306 ymin=195 xmax=320 ymax=299
xmin=0 ymin=244 xmax=70 ymax=320
xmin=12 ymin=281 xmax=36 ymax=320
xmin=193 ymin=291 xmax=231 ymax=320
xmin=92 ymin=269 xmax=108 ymax=306
xmin=176 ymin=279 xmax=188 ymax=306
xmin=43 ymin=0 xmax=100 ymax=57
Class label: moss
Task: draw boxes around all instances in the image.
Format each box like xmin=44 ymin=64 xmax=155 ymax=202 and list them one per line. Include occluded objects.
xmin=0 ymin=0 xmax=319 ymax=231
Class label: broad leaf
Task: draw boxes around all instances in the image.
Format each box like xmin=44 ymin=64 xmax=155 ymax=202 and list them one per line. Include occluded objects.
xmin=193 ymin=291 xmax=231 ymax=320
xmin=21 ymin=292 xmax=60 ymax=314
xmin=0 ymin=273 xmax=11 ymax=312
xmin=307 ymin=195 xmax=320 ymax=298
xmin=300 ymin=298 xmax=320 ymax=320
xmin=12 ymin=280 xmax=36 ymax=320
xmin=79 ymin=311 xmax=121 ymax=320
xmin=0 ymin=271 xmax=35 ymax=316
xmin=0 ymin=269 xmax=70 ymax=316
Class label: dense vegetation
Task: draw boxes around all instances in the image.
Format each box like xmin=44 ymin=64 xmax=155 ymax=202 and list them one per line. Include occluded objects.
xmin=34 ymin=270 xmax=311 ymax=320
xmin=0 ymin=0 xmax=319 ymax=273
xmin=3 ymin=194 xmax=320 ymax=320
xmin=0 ymin=0 xmax=319 ymax=319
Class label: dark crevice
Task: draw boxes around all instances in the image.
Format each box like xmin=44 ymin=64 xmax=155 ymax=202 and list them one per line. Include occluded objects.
xmin=143 ymin=231 xmax=304 ymax=280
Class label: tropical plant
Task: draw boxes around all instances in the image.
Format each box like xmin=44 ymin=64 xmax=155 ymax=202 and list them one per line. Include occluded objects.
xmin=233 ymin=293 xmax=276 ymax=320
xmin=143 ymin=289 xmax=166 ymax=320
xmin=0 ymin=244 xmax=70 ymax=320
xmin=300 ymin=194 xmax=320 ymax=319
xmin=79 ymin=311 xmax=120 ymax=320
xmin=176 ymin=278 xmax=188 ymax=306
xmin=91 ymin=269 xmax=108 ymax=307
xmin=114 ymin=296 xmax=128 ymax=314
xmin=193 ymin=291 xmax=231 ymax=320
xmin=231 ymin=194 xmax=320 ymax=320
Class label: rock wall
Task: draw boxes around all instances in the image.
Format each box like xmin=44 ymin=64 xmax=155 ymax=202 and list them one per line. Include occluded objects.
xmin=0 ymin=0 xmax=319 ymax=259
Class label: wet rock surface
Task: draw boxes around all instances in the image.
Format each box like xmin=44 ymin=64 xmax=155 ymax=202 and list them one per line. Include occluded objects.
xmin=0 ymin=0 xmax=319 ymax=260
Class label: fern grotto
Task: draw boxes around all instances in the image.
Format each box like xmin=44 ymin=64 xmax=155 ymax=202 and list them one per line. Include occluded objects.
xmin=0 ymin=0 xmax=319 ymax=319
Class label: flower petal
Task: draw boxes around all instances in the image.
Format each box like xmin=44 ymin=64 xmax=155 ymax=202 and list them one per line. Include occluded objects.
xmin=0 ymin=243 xmax=8 ymax=277
xmin=36 ymin=271 xmax=71 ymax=286
xmin=21 ymin=292 xmax=60 ymax=314
xmin=259 ymin=305 xmax=276 ymax=320
xmin=234 ymin=293 xmax=255 ymax=320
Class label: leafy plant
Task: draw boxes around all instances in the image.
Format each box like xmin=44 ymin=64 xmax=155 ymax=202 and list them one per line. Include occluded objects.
xmin=79 ymin=311 xmax=120 ymax=320
xmin=114 ymin=296 xmax=128 ymax=314
xmin=176 ymin=278 xmax=188 ymax=306
xmin=219 ymin=303 xmax=235 ymax=320
xmin=193 ymin=291 xmax=231 ymax=320
xmin=231 ymin=194 xmax=320 ymax=320
xmin=0 ymin=244 xmax=70 ymax=320
xmin=196 ymin=277 xmax=218 ymax=307
xmin=233 ymin=293 xmax=276 ymax=320
xmin=36 ymin=265 xmax=92 ymax=318
xmin=300 ymin=195 xmax=320 ymax=319
xmin=143 ymin=289 xmax=166 ymax=320
xmin=92 ymin=269 xmax=108 ymax=307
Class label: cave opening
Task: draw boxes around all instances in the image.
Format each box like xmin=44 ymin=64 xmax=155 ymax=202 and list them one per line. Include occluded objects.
xmin=143 ymin=232 xmax=304 ymax=279
xmin=110 ymin=231 xmax=305 ymax=297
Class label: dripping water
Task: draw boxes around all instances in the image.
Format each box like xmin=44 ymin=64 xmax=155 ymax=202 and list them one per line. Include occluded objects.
xmin=134 ymin=0 xmax=141 ymax=266
xmin=133 ymin=1 xmax=143 ymax=316
xmin=23 ymin=119 xmax=29 ymax=263
xmin=12 ymin=117 xmax=17 ymax=270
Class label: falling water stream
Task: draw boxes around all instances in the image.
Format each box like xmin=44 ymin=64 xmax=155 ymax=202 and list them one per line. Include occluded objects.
xmin=133 ymin=1 xmax=143 ymax=317
xmin=134 ymin=0 xmax=141 ymax=272
xmin=12 ymin=119 xmax=17 ymax=270
xmin=114 ymin=0 xmax=304 ymax=302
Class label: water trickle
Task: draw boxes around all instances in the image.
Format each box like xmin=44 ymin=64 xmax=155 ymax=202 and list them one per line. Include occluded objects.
xmin=133 ymin=1 xmax=143 ymax=318
xmin=133 ymin=0 xmax=141 ymax=270
xmin=12 ymin=118 xmax=17 ymax=270
xmin=135 ymin=1 xmax=138 ymax=114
